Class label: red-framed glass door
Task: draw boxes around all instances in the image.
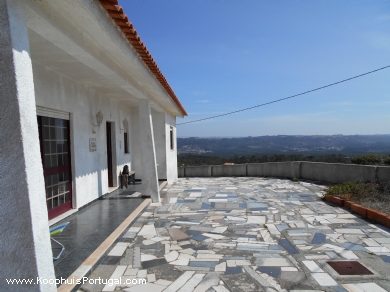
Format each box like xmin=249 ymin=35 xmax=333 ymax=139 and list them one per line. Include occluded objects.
xmin=106 ymin=122 xmax=113 ymax=187
xmin=37 ymin=116 xmax=72 ymax=220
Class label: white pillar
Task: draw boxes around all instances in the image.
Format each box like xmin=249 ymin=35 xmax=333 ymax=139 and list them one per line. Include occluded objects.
xmin=0 ymin=1 xmax=56 ymax=291
xmin=152 ymin=109 xmax=167 ymax=181
xmin=138 ymin=100 xmax=160 ymax=202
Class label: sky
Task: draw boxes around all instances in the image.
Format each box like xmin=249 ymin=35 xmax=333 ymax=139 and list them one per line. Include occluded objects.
xmin=121 ymin=0 xmax=390 ymax=137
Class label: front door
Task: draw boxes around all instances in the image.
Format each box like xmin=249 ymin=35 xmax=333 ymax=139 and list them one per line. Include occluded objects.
xmin=37 ymin=116 xmax=72 ymax=220
xmin=106 ymin=122 xmax=113 ymax=187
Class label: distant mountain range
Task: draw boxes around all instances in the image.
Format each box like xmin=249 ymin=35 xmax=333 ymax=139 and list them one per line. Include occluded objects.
xmin=177 ymin=135 xmax=390 ymax=156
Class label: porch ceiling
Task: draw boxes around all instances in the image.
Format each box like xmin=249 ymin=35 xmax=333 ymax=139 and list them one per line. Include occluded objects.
xmin=29 ymin=29 xmax=138 ymax=105
xmin=24 ymin=0 xmax=184 ymax=117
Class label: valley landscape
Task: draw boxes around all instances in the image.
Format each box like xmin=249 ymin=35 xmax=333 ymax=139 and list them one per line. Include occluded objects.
xmin=178 ymin=135 xmax=390 ymax=166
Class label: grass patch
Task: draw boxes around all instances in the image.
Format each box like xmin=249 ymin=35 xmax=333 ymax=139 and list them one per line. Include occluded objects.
xmin=326 ymin=181 xmax=390 ymax=216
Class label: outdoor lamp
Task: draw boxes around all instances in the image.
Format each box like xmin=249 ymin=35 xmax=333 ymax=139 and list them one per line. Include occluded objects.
xmin=96 ymin=110 xmax=104 ymax=126
xmin=92 ymin=110 xmax=104 ymax=134
xmin=120 ymin=118 xmax=128 ymax=133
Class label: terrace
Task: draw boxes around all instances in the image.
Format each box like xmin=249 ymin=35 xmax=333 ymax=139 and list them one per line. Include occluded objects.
xmin=72 ymin=176 xmax=390 ymax=292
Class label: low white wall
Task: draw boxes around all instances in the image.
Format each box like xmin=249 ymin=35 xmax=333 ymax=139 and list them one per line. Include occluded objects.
xmin=185 ymin=166 xmax=212 ymax=177
xmin=377 ymin=166 xmax=390 ymax=184
xmin=212 ymin=164 xmax=247 ymax=177
xmin=178 ymin=166 xmax=185 ymax=177
xmin=247 ymin=162 xmax=300 ymax=179
xmin=178 ymin=162 xmax=390 ymax=184
xmin=300 ymin=162 xmax=377 ymax=183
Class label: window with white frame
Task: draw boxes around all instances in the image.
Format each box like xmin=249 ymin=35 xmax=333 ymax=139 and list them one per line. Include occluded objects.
xmin=170 ymin=126 xmax=174 ymax=150
xmin=123 ymin=119 xmax=129 ymax=154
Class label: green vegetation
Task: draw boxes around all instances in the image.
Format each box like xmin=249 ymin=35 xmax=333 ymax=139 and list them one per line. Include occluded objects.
xmin=178 ymin=153 xmax=390 ymax=167
xmin=351 ymin=154 xmax=390 ymax=166
xmin=326 ymin=181 xmax=371 ymax=198
xmin=326 ymin=181 xmax=390 ymax=215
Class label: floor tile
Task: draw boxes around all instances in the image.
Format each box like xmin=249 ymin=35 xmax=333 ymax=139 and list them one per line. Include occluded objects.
xmin=342 ymin=283 xmax=387 ymax=292
xmin=302 ymin=260 xmax=324 ymax=272
xmin=257 ymin=266 xmax=281 ymax=277
xmin=311 ymin=272 xmax=338 ymax=286
xmin=79 ymin=177 xmax=390 ymax=292
xmin=225 ymin=267 xmax=242 ymax=274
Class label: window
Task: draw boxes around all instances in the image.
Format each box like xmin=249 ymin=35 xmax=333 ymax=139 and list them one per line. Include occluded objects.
xmin=37 ymin=116 xmax=72 ymax=218
xmin=170 ymin=126 xmax=174 ymax=150
xmin=123 ymin=119 xmax=129 ymax=154
xmin=124 ymin=132 xmax=129 ymax=153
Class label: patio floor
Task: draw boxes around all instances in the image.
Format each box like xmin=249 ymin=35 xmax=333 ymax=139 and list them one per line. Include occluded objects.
xmin=79 ymin=177 xmax=390 ymax=292
xmin=52 ymin=184 xmax=146 ymax=281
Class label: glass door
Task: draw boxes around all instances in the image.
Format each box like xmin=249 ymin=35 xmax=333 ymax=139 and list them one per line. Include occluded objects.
xmin=37 ymin=116 xmax=72 ymax=219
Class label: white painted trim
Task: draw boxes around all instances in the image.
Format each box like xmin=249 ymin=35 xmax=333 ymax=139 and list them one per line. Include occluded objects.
xmin=36 ymin=106 xmax=69 ymax=120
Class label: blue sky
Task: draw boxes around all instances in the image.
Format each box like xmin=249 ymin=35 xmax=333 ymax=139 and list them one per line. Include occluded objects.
xmin=121 ymin=1 xmax=390 ymax=137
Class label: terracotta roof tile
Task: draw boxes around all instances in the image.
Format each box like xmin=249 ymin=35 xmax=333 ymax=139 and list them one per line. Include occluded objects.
xmin=99 ymin=0 xmax=187 ymax=116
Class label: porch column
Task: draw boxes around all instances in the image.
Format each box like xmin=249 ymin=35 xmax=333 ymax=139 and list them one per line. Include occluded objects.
xmin=152 ymin=109 xmax=168 ymax=182
xmin=138 ymin=99 xmax=160 ymax=202
xmin=0 ymin=1 xmax=56 ymax=291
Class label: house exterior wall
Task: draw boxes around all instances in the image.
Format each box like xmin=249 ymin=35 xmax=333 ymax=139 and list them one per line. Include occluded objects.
xmin=32 ymin=62 xmax=133 ymax=208
xmin=152 ymin=109 xmax=168 ymax=181
xmin=130 ymin=107 xmax=141 ymax=180
xmin=138 ymin=99 xmax=160 ymax=201
xmin=0 ymin=1 xmax=56 ymax=290
xmin=1 ymin=0 xmax=185 ymax=287
xmin=165 ymin=112 xmax=178 ymax=183
xmin=131 ymin=107 xmax=178 ymax=184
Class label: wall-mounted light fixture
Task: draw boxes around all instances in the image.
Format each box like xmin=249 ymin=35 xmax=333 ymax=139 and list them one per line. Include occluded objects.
xmin=120 ymin=118 xmax=128 ymax=133
xmin=92 ymin=110 xmax=104 ymax=134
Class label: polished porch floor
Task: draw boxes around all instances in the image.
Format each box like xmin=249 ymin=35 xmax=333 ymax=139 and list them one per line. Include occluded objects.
xmin=51 ymin=184 xmax=146 ymax=281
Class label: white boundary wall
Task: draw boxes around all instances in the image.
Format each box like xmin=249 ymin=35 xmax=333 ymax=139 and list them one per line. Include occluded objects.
xmin=178 ymin=162 xmax=390 ymax=184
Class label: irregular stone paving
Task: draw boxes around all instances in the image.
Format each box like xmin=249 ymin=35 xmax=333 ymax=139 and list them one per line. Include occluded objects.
xmin=80 ymin=177 xmax=390 ymax=292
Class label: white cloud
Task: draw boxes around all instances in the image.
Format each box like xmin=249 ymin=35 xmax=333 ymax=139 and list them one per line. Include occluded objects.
xmin=244 ymin=112 xmax=339 ymax=125
xmin=322 ymin=101 xmax=390 ymax=107
xmin=321 ymin=101 xmax=353 ymax=107
xmin=191 ymin=91 xmax=207 ymax=96
xmin=367 ymin=32 xmax=390 ymax=50
xmin=196 ymin=99 xmax=209 ymax=103
xmin=377 ymin=14 xmax=390 ymax=22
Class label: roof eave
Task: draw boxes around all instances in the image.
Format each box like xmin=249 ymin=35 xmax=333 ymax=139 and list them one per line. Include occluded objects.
xmin=99 ymin=0 xmax=187 ymax=116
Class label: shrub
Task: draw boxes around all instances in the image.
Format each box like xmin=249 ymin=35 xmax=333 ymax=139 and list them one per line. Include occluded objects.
xmin=350 ymin=154 xmax=390 ymax=166
xmin=325 ymin=181 xmax=378 ymax=202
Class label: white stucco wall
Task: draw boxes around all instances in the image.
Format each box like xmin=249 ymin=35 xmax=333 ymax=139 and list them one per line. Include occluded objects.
xmin=0 ymin=1 xmax=56 ymax=290
xmin=152 ymin=108 xmax=167 ymax=180
xmin=25 ymin=0 xmax=183 ymax=207
xmin=165 ymin=112 xmax=178 ymax=183
xmin=1 ymin=0 xmax=184 ymax=289
xmin=130 ymin=106 xmax=141 ymax=180
xmin=132 ymin=108 xmax=178 ymax=183
xmin=32 ymin=62 xmax=132 ymax=208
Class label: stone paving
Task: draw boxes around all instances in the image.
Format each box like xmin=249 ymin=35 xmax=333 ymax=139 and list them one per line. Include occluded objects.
xmin=79 ymin=177 xmax=390 ymax=292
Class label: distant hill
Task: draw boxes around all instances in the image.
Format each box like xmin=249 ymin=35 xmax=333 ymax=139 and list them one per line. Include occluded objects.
xmin=177 ymin=135 xmax=390 ymax=156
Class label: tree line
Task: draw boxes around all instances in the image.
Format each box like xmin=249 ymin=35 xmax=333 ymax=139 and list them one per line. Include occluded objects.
xmin=178 ymin=153 xmax=390 ymax=167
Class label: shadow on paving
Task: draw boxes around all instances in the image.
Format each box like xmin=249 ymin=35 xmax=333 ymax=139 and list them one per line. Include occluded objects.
xmin=51 ymin=185 xmax=146 ymax=281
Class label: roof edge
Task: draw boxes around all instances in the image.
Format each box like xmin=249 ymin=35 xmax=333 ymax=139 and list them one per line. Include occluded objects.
xmin=99 ymin=0 xmax=187 ymax=116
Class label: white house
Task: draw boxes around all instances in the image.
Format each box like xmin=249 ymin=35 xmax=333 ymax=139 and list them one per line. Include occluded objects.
xmin=0 ymin=0 xmax=187 ymax=290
